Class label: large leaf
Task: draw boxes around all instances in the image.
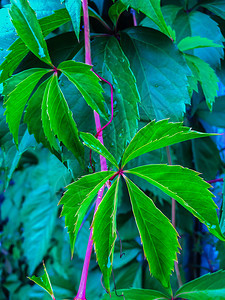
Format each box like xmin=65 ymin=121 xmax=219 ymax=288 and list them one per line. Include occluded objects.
xmin=9 ymin=0 xmax=52 ymax=65
xmin=178 ymin=36 xmax=223 ymax=52
xmin=80 ymin=132 xmax=119 ymax=168
xmin=175 ymin=270 xmax=225 ymax=300
xmin=3 ymin=68 xmax=50 ymax=145
xmin=93 ymin=177 xmax=120 ymax=293
xmin=64 ymin=0 xmax=81 ymax=40
xmin=126 ymin=164 xmax=225 ymax=241
xmin=58 ymin=60 xmax=107 ymax=120
xmin=121 ymin=119 xmax=215 ymax=167
xmin=120 ymin=27 xmax=191 ymax=122
xmin=125 ymin=177 xmax=179 ymax=289
xmin=200 ymin=0 xmax=225 ymax=20
xmin=59 ymin=171 xmax=115 ymax=252
xmin=102 ymin=288 xmax=169 ymax=299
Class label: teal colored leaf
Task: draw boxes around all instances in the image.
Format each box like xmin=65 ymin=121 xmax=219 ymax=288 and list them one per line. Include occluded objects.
xmin=178 ymin=36 xmax=223 ymax=52
xmin=200 ymin=0 xmax=225 ymax=20
xmin=58 ymin=60 xmax=107 ymax=120
xmin=28 ymin=262 xmax=54 ymax=299
xmin=121 ymin=119 xmax=215 ymax=167
xmin=126 ymin=164 xmax=225 ymax=241
xmin=9 ymin=0 xmax=52 ymax=65
xmin=108 ymin=1 xmax=127 ymax=25
xmin=65 ymin=0 xmax=81 ymax=40
xmin=185 ymin=54 xmax=219 ymax=110
xmin=102 ymin=288 xmax=169 ymax=299
xmin=59 ymin=171 xmax=115 ymax=252
xmin=120 ymin=28 xmax=191 ymax=122
xmin=3 ymin=68 xmax=50 ymax=145
xmin=125 ymin=177 xmax=179 ymax=289
xmin=44 ymin=75 xmax=84 ymax=165
xmin=93 ymin=177 xmax=120 ymax=293
xmin=175 ymin=270 xmax=225 ymax=300
xmin=220 ymin=180 xmax=225 ymax=236
xmin=80 ymin=132 xmax=119 ymax=168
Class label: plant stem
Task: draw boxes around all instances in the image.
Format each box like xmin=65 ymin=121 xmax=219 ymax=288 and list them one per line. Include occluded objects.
xmin=207 ymin=178 xmax=223 ymax=184
xmin=130 ymin=8 xmax=137 ymax=26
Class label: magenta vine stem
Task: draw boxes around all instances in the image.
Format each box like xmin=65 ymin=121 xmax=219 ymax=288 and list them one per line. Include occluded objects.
xmin=207 ymin=178 xmax=224 ymax=184
xmin=130 ymin=8 xmax=137 ymax=26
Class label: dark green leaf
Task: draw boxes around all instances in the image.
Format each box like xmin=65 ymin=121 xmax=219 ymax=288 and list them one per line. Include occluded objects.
xmin=9 ymin=0 xmax=52 ymax=65
xmin=102 ymin=288 xmax=169 ymax=299
xmin=200 ymin=0 xmax=225 ymax=20
xmin=220 ymin=180 xmax=225 ymax=236
xmin=65 ymin=0 xmax=81 ymax=40
xmin=3 ymin=68 xmax=50 ymax=145
xmin=108 ymin=1 xmax=127 ymax=25
xmin=80 ymin=132 xmax=119 ymax=168
xmin=121 ymin=119 xmax=215 ymax=167
xmin=58 ymin=60 xmax=107 ymax=120
xmin=178 ymin=36 xmax=223 ymax=52
xmin=125 ymin=177 xmax=179 ymax=289
xmin=126 ymin=164 xmax=225 ymax=241
xmin=175 ymin=270 xmax=225 ymax=300
xmin=93 ymin=177 xmax=120 ymax=293
xmin=59 ymin=171 xmax=115 ymax=252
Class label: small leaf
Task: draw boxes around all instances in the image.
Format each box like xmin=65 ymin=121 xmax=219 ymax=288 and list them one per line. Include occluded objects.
xmin=58 ymin=60 xmax=107 ymax=120
xmin=108 ymin=1 xmax=127 ymax=25
xmin=9 ymin=0 xmax=52 ymax=65
xmin=65 ymin=0 xmax=81 ymax=40
xmin=3 ymin=68 xmax=50 ymax=145
xmin=126 ymin=164 xmax=225 ymax=241
xmin=121 ymin=119 xmax=216 ymax=167
xmin=125 ymin=177 xmax=179 ymax=290
xmin=102 ymin=288 xmax=169 ymax=299
xmin=59 ymin=171 xmax=115 ymax=252
xmin=28 ymin=262 xmax=55 ymax=298
xmin=93 ymin=177 xmax=120 ymax=293
xmin=175 ymin=270 xmax=225 ymax=300
xmin=178 ymin=36 xmax=223 ymax=52
xmin=80 ymin=132 xmax=119 ymax=168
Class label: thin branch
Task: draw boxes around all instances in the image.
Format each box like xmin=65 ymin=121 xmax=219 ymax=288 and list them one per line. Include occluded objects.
xmin=207 ymin=178 xmax=224 ymax=184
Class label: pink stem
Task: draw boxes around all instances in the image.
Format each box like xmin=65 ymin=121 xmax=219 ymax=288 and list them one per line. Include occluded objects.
xmin=130 ymin=9 xmax=137 ymax=26
xmin=207 ymin=178 xmax=223 ymax=184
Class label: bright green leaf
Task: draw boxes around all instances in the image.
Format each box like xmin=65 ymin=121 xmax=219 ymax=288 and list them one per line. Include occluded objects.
xmin=125 ymin=177 xmax=179 ymax=289
xmin=93 ymin=177 xmax=120 ymax=293
xmin=121 ymin=119 xmax=215 ymax=167
xmin=175 ymin=270 xmax=225 ymax=300
xmin=64 ymin=0 xmax=81 ymax=40
xmin=102 ymin=288 xmax=169 ymax=299
xmin=200 ymin=0 xmax=225 ymax=20
xmin=3 ymin=68 xmax=50 ymax=145
xmin=125 ymin=164 xmax=225 ymax=241
xmin=108 ymin=1 xmax=127 ymax=25
xmin=80 ymin=132 xmax=119 ymax=168
xmin=59 ymin=171 xmax=115 ymax=252
xmin=178 ymin=36 xmax=223 ymax=52
xmin=9 ymin=0 xmax=52 ymax=65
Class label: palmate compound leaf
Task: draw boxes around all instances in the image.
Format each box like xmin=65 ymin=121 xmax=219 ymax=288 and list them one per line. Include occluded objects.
xmin=58 ymin=60 xmax=108 ymax=120
xmin=121 ymin=119 xmax=216 ymax=168
xmin=124 ymin=177 xmax=179 ymax=290
xmin=80 ymin=132 xmax=119 ymax=168
xmin=102 ymin=288 xmax=169 ymax=300
xmin=125 ymin=165 xmax=225 ymax=241
xmin=9 ymin=0 xmax=52 ymax=66
xmin=28 ymin=262 xmax=55 ymax=299
xmin=92 ymin=176 xmax=120 ymax=293
xmin=3 ymin=68 xmax=50 ymax=145
xmin=59 ymin=171 xmax=115 ymax=253
xmin=177 ymin=36 xmax=223 ymax=52
xmin=175 ymin=270 xmax=225 ymax=300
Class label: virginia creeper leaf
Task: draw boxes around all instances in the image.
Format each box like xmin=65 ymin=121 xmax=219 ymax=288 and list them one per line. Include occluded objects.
xmin=175 ymin=270 xmax=225 ymax=300
xmin=108 ymin=1 xmax=127 ymax=25
xmin=58 ymin=60 xmax=107 ymax=120
xmin=178 ymin=36 xmax=223 ymax=52
xmin=59 ymin=171 xmax=115 ymax=252
xmin=93 ymin=177 xmax=120 ymax=293
xmin=126 ymin=165 xmax=225 ymax=241
xmin=9 ymin=0 xmax=52 ymax=65
xmin=200 ymin=0 xmax=225 ymax=20
xmin=28 ymin=262 xmax=54 ymax=298
xmin=220 ymin=181 xmax=225 ymax=236
xmin=125 ymin=177 xmax=179 ymax=289
xmin=64 ymin=0 xmax=81 ymax=40
xmin=80 ymin=132 xmax=119 ymax=168
xmin=3 ymin=68 xmax=50 ymax=145
xmin=102 ymin=288 xmax=169 ymax=299
xmin=121 ymin=119 xmax=216 ymax=167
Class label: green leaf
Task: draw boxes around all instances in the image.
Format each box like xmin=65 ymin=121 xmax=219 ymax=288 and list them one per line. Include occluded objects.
xmin=220 ymin=180 xmax=225 ymax=236
xmin=28 ymin=262 xmax=54 ymax=298
xmin=80 ymin=132 xmax=119 ymax=168
xmin=121 ymin=119 xmax=215 ymax=167
xmin=65 ymin=0 xmax=81 ymax=40
xmin=9 ymin=0 xmax=52 ymax=65
xmin=119 ymin=0 xmax=174 ymax=38
xmin=125 ymin=164 xmax=225 ymax=241
xmin=58 ymin=60 xmax=107 ymax=120
xmin=102 ymin=288 xmax=169 ymax=299
xmin=108 ymin=1 xmax=127 ymax=25
xmin=200 ymin=0 xmax=225 ymax=20
xmin=125 ymin=177 xmax=179 ymax=289
xmin=185 ymin=54 xmax=219 ymax=110
xmin=178 ymin=36 xmax=223 ymax=52
xmin=43 ymin=74 xmax=84 ymax=165
xmin=3 ymin=68 xmax=50 ymax=145
xmin=93 ymin=177 xmax=120 ymax=293
xmin=175 ymin=270 xmax=225 ymax=300
xmin=120 ymin=28 xmax=191 ymax=122
xmin=59 ymin=171 xmax=115 ymax=252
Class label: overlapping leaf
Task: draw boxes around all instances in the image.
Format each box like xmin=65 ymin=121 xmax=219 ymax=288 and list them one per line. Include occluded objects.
xmin=108 ymin=1 xmax=127 ymax=25
xmin=200 ymin=0 xmax=225 ymax=20
xmin=59 ymin=171 xmax=115 ymax=252
xmin=126 ymin=165 xmax=225 ymax=241
xmin=93 ymin=177 xmax=120 ymax=293
xmin=125 ymin=177 xmax=179 ymax=289
xmin=102 ymin=288 xmax=169 ymax=299
xmin=178 ymin=36 xmax=223 ymax=52
xmin=64 ymin=0 xmax=81 ymax=40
